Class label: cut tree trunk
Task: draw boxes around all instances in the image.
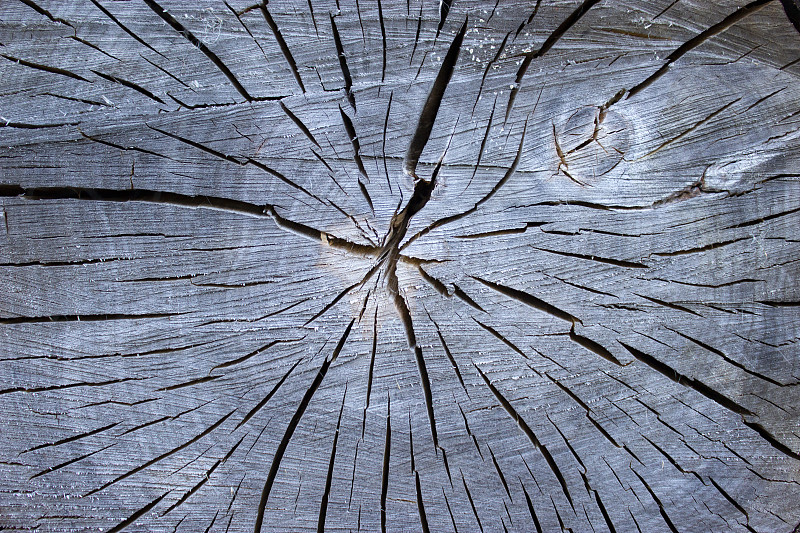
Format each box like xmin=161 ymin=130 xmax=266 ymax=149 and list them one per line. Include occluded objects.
xmin=1 ymin=1 xmax=799 ymax=531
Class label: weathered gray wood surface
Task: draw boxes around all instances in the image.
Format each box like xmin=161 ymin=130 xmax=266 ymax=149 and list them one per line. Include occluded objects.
xmin=1 ymin=0 xmax=799 ymax=531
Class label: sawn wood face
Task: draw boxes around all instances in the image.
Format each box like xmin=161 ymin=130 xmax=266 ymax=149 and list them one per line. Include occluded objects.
xmin=1 ymin=0 xmax=799 ymax=531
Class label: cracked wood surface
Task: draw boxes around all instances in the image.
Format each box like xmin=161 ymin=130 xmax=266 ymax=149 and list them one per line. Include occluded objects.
xmin=1 ymin=0 xmax=799 ymax=531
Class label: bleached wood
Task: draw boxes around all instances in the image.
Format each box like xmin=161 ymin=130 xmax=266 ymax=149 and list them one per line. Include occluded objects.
xmin=1 ymin=0 xmax=799 ymax=531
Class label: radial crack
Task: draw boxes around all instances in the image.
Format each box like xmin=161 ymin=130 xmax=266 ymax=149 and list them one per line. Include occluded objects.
xmin=330 ymin=14 xmax=356 ymax=109
xmin=381 ymin=396 xmax=392 ymax=533
xmin=404 ymin=18 xmax=467 ymax=178
xmin=86 ymin=410 xmax=235 ymax=496
xmin=401 ymin=117 xmax=528 ymax=250
xmin=236 ymin=358 xmax=303 ymax=429
xmin=0 ymin=185 xmax=376 ymax=257
xmin=318 ymin=386 xmax=347 ymax=532
xmin=507 ymin=0 xmax=602 ymax=119
xmin=142 ymin=0 xmax=254 ymax=101
xmin=627 ymin=0 xmax=774 ymax=99
xmin=89 ymin=0 xmax=164 ymax=57
xmin=471 ymin=275 xmax=578 ymax=323
xmin=474 ymin=364 xmax=574 ymax=508
xmin=253 ymin=319 xmax=355 ymax=532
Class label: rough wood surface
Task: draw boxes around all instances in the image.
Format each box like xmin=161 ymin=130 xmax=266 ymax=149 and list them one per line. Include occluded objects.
xmin=1 ymin=0 xmax=799 ymax=531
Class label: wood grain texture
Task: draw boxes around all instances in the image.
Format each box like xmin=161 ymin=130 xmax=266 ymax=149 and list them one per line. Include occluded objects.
xmin=1 ymin=0 xmax=799 ymax=531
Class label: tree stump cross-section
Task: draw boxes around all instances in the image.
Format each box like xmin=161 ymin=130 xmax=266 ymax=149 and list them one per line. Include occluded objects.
xmin=1 ymin=0 xmax=799 ymax=531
